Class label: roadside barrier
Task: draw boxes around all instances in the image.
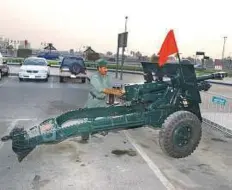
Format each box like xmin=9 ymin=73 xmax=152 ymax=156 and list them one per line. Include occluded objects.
xmin=200 ymin=92 xmax=232 ymax=136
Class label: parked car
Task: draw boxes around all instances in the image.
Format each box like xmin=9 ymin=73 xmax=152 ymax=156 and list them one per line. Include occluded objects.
xmin=194 ymin=64 xmax=206 ymax=70
xmin=59 ymin=56 xmax=87 ymax=83
xmin=37 ymin=51 xmax=60 ymax=60
xmin=18 ymin=57 xmax=50 ymax=81
xmin=0 ymin=52 xmax=9 ymax=80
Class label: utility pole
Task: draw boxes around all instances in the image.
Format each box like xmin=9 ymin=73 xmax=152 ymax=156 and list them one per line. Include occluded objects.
xmin=120 ymin=16 xmax=128 ymax=80
xmin=222 ymin=36 xmax=227 ymax=61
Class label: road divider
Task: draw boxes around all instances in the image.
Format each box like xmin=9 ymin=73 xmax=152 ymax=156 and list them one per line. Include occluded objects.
xmin=5 ymin=62 xmax=232 ymax=86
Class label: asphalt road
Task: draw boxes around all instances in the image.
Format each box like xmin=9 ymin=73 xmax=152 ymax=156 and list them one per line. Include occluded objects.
xmin=0 ymin=76 xmax=232 ymax=190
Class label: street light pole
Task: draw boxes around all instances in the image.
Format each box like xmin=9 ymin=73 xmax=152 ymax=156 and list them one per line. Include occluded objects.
xmin=125 ymin=16 xmax=128 ymax=32
xmin=120 ymin=16 xmax=128 ymax=80
xmin=222 ymin=36 xmax=227 ymax=61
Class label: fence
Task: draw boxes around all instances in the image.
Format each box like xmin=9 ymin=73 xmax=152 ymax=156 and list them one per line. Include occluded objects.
xmin=200 ymin=91 xmax=232 ymax=136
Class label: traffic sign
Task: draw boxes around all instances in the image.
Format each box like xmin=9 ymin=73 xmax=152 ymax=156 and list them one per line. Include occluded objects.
xmin=118 ymin=32 xmax=128 ymax=48
xmin=212 ymin=96 xmax=227 ymax=105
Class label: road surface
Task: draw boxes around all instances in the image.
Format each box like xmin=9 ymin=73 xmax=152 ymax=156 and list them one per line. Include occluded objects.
xmin=0 ymin=76 xmax=232 ymax=190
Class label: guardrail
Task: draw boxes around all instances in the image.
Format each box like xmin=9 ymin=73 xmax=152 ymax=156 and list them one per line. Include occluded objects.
xmin=200 ymin=92 xmax=232 ymax=136
xmin=3 ymin=57 xmax=144 ymax=73
xmin=3 ymin=57 xmax=232 ymax=79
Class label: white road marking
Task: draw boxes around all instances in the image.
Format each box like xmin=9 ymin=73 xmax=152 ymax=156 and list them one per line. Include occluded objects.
xmin=0 ymin=78 xmax=9 ymax=87
xmin=123 ymin=130 xmax=176 ymax=190
xmin=0 ymin=118 xmax=37 ymax=121
xmin=50 ymin=77 xmax=54 ymax=88
xmin=8 ymin=75 xmax=18 ymax=78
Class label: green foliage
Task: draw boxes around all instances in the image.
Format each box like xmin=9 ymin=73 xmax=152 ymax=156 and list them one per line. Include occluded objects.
xmin=17 ymin=49 xmax=32 ymax=58
xmin=2 ymin=57 xmax=231 ymax=77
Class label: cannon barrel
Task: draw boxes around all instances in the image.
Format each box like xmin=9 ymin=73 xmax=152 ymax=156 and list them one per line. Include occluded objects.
xmin=196 ymin=72 xmax=228 ymax=82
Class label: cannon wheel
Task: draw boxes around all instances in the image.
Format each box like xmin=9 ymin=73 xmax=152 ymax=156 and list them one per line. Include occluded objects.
xmin=159 ymin=110 xmax=202 ymax=158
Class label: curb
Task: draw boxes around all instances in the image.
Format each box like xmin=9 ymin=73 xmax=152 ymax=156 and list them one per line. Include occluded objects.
xmin=8 ymin=72 xmax=231 ymax=86
xmin=207 ymin=80 xmax=232 ymax=86
xmin=203 ymin=118 xmax=232 ymax=137
xmin=7 ymin=63 xmax=232 ymax=86
xmin=7 ymin=63 xmax=144 ymax=75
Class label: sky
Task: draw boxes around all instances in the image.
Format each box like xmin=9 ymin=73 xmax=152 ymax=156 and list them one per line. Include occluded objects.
xmin=0 ymin=0 xmax=232 ymax=59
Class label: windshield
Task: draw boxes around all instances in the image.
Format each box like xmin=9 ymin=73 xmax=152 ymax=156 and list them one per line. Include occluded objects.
xmin=62 ymin=57 xmax=84 ymax=67
xmin=23 ymin=58 xmax=47 ymax=66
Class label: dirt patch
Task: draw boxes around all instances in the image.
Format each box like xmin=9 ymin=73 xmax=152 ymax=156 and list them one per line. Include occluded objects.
xmin=111 ymin=149 xmax=137 ymax=157
xmin=179 ymin=167 xmax=195 ymax=175
xmin=197 ymin=164 xmax=214 ymax=175
xmin=139 ymin=143 xmax=150 ymax=149
xmin=224 ymin=134 xmax=232 ymax=139
xmin=37 ymin=141 xmax=84 ymax=163
xmin=32 ymin=175 xmax=50 ymax=190
xmin=201 ymin=147 xmax=210 ymax=151
xmin=211 ymin=138 xmax=227 ymax=143
xmin=75 ymin=156 xmax=81 ymax=162
xmin=77 ymin=139 xmax=89 ymax=144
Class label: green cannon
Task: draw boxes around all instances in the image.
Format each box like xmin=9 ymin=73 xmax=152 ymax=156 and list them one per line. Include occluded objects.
xmin=1 ymin=61 xmax=228 ymax=162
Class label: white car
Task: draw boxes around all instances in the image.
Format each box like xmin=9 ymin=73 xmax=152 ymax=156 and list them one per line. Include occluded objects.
xmin=19 ymin=57 xmax=50 ymax=81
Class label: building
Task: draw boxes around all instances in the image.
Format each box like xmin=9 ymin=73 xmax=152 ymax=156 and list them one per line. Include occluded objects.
xmin=18 ymin=40 xmax=31 ymax=49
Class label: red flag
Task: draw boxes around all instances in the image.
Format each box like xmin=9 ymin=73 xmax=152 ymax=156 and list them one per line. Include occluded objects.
xmin=158 ymin=30 xmax=179 ymax=67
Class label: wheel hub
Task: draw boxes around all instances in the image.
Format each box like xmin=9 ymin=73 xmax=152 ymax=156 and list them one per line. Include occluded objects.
xmin=173 ymin=125 xmax=192 ymax=147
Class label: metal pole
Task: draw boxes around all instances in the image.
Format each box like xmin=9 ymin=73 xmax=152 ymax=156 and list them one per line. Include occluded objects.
xmin=222 ymin=36 xmax=227 ymax=61
xmin=120 ymin=16 xmax=128 ymax=80
xmin=125 ymin=16 xmax=128 ymax=32
xmin=115 ymin=46 xmax=119 ymax=78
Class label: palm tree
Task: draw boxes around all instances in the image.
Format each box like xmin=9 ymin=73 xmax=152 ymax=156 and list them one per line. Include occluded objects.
xmin=44 ymin=43 xmax=56 ymax=53
xmin=6 ymin=45 xmax=14 ymax=56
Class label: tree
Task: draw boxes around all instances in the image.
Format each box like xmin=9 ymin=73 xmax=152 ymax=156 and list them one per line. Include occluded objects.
xmin=6 ymin=45 xmax=14 ymax=56
xmin=185 ymin=56 xmax=195 ymax=63
xmin=70 ymin=49 xmax=74 ymax=54
xmin=135 ymin=51 xmax=142 ymax=60
xmin=106 ymin=51 xmax=113 ymax=56
xmin=44 ymin=43 xmax=56 ymax=53
xmin=87 ymin=52 xmax=100 ymax=61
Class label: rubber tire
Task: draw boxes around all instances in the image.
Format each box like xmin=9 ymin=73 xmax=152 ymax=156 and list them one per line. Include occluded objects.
xmin=19 ymin=78 xmax=23 ymax=82
xmin=159 ymin=110 xmax=202 ymax=158
xmin=70 ymin=63 xmax=81 ymax=75
xmin=0 ymin=71 xmax=2 ymax=80
xmin=5 ymin=70 xmax=9 ymax=76
xmin=81 ymin=78 xmax=86 ymax=83
xmin=60 ymin=77 xmax=64 ymax=83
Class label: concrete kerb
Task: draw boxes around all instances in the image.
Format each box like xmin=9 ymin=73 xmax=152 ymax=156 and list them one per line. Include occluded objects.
xmin=6 ymin=63 xmax=232 ymax=86
xmin=7 ymin=63 xmax=144 ymax=76
xmin=206 ymin=80 xmax=232 ymax=86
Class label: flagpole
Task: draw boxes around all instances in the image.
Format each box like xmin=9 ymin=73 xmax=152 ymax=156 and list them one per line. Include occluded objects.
xmin=158 ymin=29 xmax=185 ymax=83
xmin=176 ymin=52 xmax=181 ymax=63
xmin=176 ymin=52 xmax=185 ymax=83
